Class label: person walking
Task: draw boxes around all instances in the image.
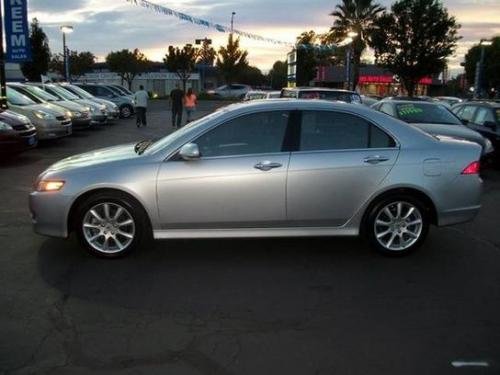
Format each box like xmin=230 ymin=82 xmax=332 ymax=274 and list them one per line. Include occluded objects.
xmin=170 ymin=84 xmax=184 ymax=128
xmin=134 ymin=85 xmax=149 ymax=127
xmin=184 ymin=88 xmax=197 ymax=124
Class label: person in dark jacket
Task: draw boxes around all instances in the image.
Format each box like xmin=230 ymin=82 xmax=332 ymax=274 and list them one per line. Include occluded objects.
xmin=170 ymin=84 xmax=184 ymax=128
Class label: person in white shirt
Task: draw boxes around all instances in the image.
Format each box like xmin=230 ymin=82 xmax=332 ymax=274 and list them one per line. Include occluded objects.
xmin=134 ymin=85 xmax=149 ymax=127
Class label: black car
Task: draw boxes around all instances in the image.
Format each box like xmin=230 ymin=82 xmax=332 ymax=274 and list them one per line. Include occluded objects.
xmin=452 ymin=101 xmax=500 ymax=159
xmin=280 ymin=87 xmax=362 ymax=104
xmin=0 ymin=110 xmax=37 ymax=155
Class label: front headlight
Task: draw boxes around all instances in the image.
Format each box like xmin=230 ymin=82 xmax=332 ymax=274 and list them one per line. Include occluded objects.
xmin=36 ymin=180 xmax=65 ymax=192
xmin=0 ymin=121 xmax=13 ymax=130
xmin=33 ymin=110 xmax=55 ymax=120
xmin=484 ymin=138 xmax=494 ymax=154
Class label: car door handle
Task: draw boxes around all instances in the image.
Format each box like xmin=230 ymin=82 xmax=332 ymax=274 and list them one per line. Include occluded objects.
xmin=254 ymin=161 xmax=283 ymax=171
xmin=364 ymin=155 xmax=390 ymax=164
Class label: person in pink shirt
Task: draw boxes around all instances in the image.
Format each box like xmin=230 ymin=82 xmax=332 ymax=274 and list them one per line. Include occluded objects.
xmin=183 ymin=88 xmax=197 ymax=124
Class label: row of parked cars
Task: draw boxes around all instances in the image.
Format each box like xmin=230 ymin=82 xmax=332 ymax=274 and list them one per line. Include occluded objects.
xmin=242 ymin=87 xmax=500 ymax=164
xmin=0 ymin=83 xmax=137 ymax=156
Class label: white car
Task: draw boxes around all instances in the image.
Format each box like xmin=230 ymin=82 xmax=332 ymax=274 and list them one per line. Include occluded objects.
xmin=265 ymin=91 xmax=281 ymax=99
xmin=208 ymin=84 xmax=252 ymax=99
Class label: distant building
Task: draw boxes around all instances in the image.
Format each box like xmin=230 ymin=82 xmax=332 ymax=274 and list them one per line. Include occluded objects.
xmin=314 ymin=65 xmax=444 ymax=96
xmin=5 ymin=63 xmax=24 ymax=82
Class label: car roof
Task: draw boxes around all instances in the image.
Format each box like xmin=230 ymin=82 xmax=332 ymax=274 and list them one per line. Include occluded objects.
xmin=461 ymin=101 xmax=500 ymax=108
xmin=379 ymin=100 xmax=439 ymax=106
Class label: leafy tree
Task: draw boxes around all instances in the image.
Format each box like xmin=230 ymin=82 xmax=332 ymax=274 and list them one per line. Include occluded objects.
xmin=239 ymin=66 xmax=266 ymax=87
xmin=296 ymin=31 xmax=318 ymax=86
xmin=216 ymin=34 xmax=249 ymax=85
xmin=324 ymin=0 xmax=385 ymax=90
xmin=105 ymin=49 xmax=150 ymax=89
xmin=164 ymin=44 xmax=199 ymax=91
xmin=197 ymin=39 xmax=216 ymax=66
xmin=50 ymin=51 xmax=95 ymax=80
xmin=370 ymin=0 xmax=460 ymax=97
xmin=21 ymin=18 xmax=51 ymax=81
xmin=268 ymin=60 xmax=287 ymax=89
xmin=464 ymin=36 xmax=500 ymax=95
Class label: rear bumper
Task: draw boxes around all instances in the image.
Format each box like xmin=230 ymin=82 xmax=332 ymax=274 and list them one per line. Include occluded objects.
xmin=438 ymin=205 xmax=481 ymax=226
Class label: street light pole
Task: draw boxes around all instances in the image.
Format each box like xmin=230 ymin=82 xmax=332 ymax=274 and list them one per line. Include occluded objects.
xmin=230 ymin=12 xmax=236 ymax=34
xmin=344 ymin=31 xmax=358 ymax=91
xmin=60 ymin=25 xmax=73 ymax=82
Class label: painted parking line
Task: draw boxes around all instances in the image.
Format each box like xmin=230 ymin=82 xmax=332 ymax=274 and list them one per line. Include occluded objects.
xmin=451 ymin=361 xmax=490 ymax=368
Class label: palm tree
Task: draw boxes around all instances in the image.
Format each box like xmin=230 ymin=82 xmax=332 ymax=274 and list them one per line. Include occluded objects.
xmin=325 ymin=0 xmax=385 ymax=90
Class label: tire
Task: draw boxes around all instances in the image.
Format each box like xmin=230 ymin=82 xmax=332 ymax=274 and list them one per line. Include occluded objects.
xmin=120 ymin=105 xmax=133 ymax=119
xmin=75 ymin=191 xmax=151 ymax=258
xmin=364 ymin=194 xmax=429 ymax=256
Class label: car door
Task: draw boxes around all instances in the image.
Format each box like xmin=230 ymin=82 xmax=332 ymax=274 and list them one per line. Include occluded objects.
xmin=156 ymin=110 xmax=292 ymax=229
xmin=286 ymin=110 xmax=399 ymax=227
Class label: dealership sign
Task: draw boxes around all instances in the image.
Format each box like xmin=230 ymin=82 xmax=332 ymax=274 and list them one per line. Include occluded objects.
xmin=4 ymin=0 xmax=32 ymax=62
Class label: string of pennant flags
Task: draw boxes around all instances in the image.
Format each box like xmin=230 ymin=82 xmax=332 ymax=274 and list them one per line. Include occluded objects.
xmin=125 ymin=0 xmax=337 ymax=51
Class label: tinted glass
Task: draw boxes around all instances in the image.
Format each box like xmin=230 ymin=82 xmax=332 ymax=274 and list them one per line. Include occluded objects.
xmin=6 ymin=88 xmax=36 ymax=106
xmin=95 ymin=86 xmax=113 ymax=97
xmin=80 ymin=85 xmax=96 ymax=95
xmin=460 ymin=105 xmax=477 ymax=121
xmin=298 ymin=91 xmax=354 ymax=102
xmin=474 ymin=107 xmax=495 ymax=125
xmin=395 ymin=103 xmax=462 ymax=125
xmin=195 ymin=111 xmax=289 ymax=157
xmin=10 ymin=87 xmax=43 ymax=103
xmin=47 ymin=85 xmax=80 ymax=100
xmin=300 ymin=111 xmax=394 ymax=151
xmin=22 ymin=85 xmax=59 ymax=102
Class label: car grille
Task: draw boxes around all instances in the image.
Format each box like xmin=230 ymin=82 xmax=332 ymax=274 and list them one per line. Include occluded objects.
xmin=20 ymin=129 xmax=37 ymax=137
xmin=56 ymin=116 xmax=66 ymax=121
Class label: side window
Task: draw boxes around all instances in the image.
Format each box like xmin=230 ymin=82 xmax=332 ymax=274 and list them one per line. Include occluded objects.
xmin=460 ymin=106 xmax=477 ymax=122
xmin=96 ymin=86 xmax=111 ymax=97
xmin=81 ymin=85 xmax=95 ymax=95
xmin=299 ymin=111 xmax=395 ymax=151
xmin=474 ymin=108 xmax=495 ymax=125
xmin=380 ymin=103 xmax=395 ymax=116
xmin=195 ymin=111 xmax=290 ymax=157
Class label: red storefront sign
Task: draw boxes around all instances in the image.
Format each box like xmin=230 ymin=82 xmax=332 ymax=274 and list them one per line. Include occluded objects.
xmin=358 ymin=75 xmax=433 ymax=85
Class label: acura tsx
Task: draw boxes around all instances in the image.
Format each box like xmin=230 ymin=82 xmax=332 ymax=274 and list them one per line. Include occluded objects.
xmin=30 ymin=100 xmax=482 ymax=258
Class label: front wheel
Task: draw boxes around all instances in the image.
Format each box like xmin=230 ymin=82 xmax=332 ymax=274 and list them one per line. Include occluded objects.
xmin=75 ymin=192 xmax=150 ymax=258
xmin=120 ymin=105 xmax=133 ymax=119
xmin=365 ymin=195 xmax=429 ymax=256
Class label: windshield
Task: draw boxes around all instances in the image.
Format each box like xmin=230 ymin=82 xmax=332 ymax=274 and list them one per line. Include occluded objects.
xmin=395 ymin=103 xmax=462 ymax=125
xmin=113 ymin=85 xmax=132 ymax=95
xmin=298 ymin=91 xmax=357 ymax=103
xmin=63 ymin=85 xmax=94 ymax=99
xmin=106 ymin=86 xmax=126 ymax=96
xmin=22 ymin=85 xmax=59 ymax=102
xmin=6 ymin=87 xmax=36 ymax=106
xmin=46 ymin=85 xmax=80 ymax=100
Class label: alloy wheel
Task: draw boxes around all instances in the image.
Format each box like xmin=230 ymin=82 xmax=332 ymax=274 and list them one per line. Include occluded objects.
xmin=121 ymin=106 xmax=132 ymax=118
xmin=82 ymin=202 xmax=135 ymax=254
xmin=374 ymin=201 xmax=423 ymax=252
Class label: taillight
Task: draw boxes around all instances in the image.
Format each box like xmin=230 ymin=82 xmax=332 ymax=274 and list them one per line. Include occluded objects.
xmin=461 ymin=161 xmax=480 ymax=175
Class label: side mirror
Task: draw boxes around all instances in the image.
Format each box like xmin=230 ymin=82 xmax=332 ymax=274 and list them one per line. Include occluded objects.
xmin=179 ymin=143 xmax=200 ymax=161
xmin=484 ymin=121 xmax=497 ymax=131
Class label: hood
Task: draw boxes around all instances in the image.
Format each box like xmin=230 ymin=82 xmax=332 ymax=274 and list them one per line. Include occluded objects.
xmin=0 ymin=109 xmax=30 ymax=125
xmin=91 ymin=98 xmax=118 ymax=110
xmin=47 ymin=143 xmax=139 ymax=172
xmin=30 ymin=103 xmax=67 ymax=116
xmin=410 ymin=123 xmax=486 ymax=148
xmin=74 ymin=99 xmax=102 ymax=111
xmin=50 ymin=100 xmax=87 ymax=113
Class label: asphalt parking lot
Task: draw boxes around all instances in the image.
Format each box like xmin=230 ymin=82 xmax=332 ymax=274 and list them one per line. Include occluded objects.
xmin=1 ymin=99 xmax=500 ymax=375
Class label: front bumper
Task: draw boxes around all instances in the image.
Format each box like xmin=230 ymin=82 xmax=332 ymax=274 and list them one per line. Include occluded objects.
xmin=37 ymin=120 xmax=72 ymax=140
xmin=29 ymin=191 xmax=72 ymax=238
xmin=72 ymin=117 xmax=92 ymax=129
xmin=90 ymin=113 xmax=108 ymax=125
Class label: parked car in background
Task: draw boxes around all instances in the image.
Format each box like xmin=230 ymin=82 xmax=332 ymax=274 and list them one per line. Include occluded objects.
xmin=371 ymin=100 xmax=494 ymax=156
xmin=280 ymin=87 xmax=362 ymax=104
xmin=60 ymin=83 xmax=120 ymax=122
xmin=76 ymin=83 xmax=135 ymax=118
xmin=30 ymin=100 xmax=482 ymax=258
xmin=6 ymin=88 xmax=72 ymax=140
xmin=108 ymin=84 xmax=134 ymax=98
xmin=0 ymin=110 xmax=37 ymax=154
xmin=27 ymin=83 xmax=108 ymax=127
xmin=243 ymin=91 xmax=267 ymax=101
xmin=360 ymin=95 xmax=379 ymax=107
xmin=435 ymin=96 xmax=463 ymax=107
xmin=452 ymin=101 xmax=500 ymax=160
xmin=207 ymin=84 xmax=252 ymax=99
xmin=9 ymin=83 xmax=91 ymax=129
xmin=265 ymin=91 xmax=281 ymax=99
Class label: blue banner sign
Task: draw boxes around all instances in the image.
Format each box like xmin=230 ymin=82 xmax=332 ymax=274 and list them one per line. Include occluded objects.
xmin=4 ymin=0 xmax=32 ymax=62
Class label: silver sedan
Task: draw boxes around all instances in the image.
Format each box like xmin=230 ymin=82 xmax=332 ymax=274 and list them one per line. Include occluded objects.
xmin=30 ymin=100 xmax=483 ymax=258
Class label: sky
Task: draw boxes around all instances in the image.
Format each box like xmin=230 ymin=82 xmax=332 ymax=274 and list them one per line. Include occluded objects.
xmin=29 ymin=0 xmax=500 ymax=76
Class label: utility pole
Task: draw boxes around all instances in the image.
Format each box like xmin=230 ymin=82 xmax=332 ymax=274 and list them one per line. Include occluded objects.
xmin=230 ymin=12 xmax=236 ymax=34
xmin=0 ymin=4 xmax=8 ymax=110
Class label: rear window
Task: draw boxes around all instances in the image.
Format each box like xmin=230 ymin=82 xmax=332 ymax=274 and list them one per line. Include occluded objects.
xmin=395 ymin=103 xmax=462 ymax=125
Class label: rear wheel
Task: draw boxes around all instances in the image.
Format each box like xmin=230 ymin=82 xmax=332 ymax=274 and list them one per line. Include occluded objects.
xmin=75 ymin=192 xmax=150 ymax=258
xmin=120 ymin=105 xmax=133 ymax=118
xmin=365 ymin=195 xmax=429 ymax=256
